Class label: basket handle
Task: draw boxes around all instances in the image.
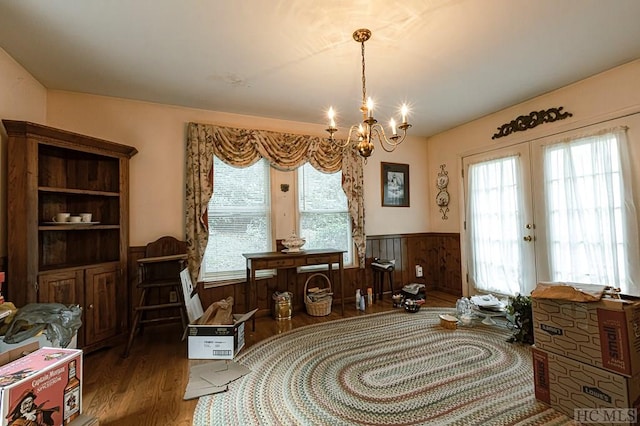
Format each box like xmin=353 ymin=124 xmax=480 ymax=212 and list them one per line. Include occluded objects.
xmin=303 ymin=272 xmax=332 ymax=294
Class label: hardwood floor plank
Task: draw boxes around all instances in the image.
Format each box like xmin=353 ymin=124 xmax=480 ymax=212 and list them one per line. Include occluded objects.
xmin=83 ymin=291 xmax=457 ymax=425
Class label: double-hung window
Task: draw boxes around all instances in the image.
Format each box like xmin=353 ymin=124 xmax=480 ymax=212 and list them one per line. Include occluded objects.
xmin=202 ymin=158 xmax=352 ymax=282
xmin=201 ymin=157 xmax=272 ymax=281
xmin=298 ymin=163 xmax=353 ymax=265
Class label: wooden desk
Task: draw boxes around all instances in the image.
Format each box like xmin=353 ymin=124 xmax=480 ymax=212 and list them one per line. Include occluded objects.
xmin=243 ymin=249 xmax=345 ymax=330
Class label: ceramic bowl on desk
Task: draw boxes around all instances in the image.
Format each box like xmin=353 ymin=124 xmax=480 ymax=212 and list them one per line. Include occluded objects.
xmin=282 ymin=234 xmax=306 ymax=253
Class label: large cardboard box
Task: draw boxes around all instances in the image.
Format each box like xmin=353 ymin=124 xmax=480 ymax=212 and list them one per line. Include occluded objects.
xmin=532 ymin=296 xmax=640 ymax=376
xmin=0 ymin=347 xmax=82 ymax=426
xmin=532 ymin=347 xmax=640 ymax=425
xmin=187 ymin=310 xmax=257 ymax=359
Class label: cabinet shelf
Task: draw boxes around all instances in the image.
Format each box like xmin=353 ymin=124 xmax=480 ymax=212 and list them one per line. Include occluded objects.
xmin=39 ymin=224 xmax=120 ymax=231
xmin=39 ymin=186 xmax=120 ymax=197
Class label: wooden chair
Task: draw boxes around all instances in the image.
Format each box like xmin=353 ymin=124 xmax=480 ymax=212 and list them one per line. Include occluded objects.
xmin=123 ymin=236 xmax=188 ymax=357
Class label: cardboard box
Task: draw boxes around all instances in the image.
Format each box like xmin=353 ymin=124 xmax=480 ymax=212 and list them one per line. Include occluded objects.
xmin=0 ymin=347 xmax=82 ymax=426
xmin=187 ymin=310 xmax=257 ymax=359
xmin=0 ymin=332 xmax=78 ymax=355
xmin=0 ymin=342 xmax=40 ymax=368
xmin=532 ymin=347 xmax=640 ymax=425
xmin=532 ymin=296 xmax=640 ymax=376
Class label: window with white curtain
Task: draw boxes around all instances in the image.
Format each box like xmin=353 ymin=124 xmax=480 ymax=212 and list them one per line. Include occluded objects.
xmin=298 ymin=163 xmax=353 ymax=265
xmin=543 ymin=129 xmax=639 ymax=294
xmin=201 ymin=157 xmax=272 ymax=281
xmin=465 ymin=126 xmax=640 ymax=297
xmin=467 ymin=156 xmax=525 ymax=296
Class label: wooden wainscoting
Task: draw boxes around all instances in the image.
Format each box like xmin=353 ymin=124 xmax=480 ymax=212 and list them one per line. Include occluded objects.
xmin=365 ymin=233 xmax=462 ymax=297
xmin=126 ymin=232 xmax=462 ymax=321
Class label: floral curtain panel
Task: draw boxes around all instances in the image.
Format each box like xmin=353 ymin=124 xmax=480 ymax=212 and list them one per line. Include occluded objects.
xmin=185 ymin=122 xmax=365 ymax=285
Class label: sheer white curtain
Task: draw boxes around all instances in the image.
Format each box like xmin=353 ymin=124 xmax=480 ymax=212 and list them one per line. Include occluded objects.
xmin=467 ymin=155 xmax=525 ymax=295
xmin=543 ymin=127 xmax=640 ymax=295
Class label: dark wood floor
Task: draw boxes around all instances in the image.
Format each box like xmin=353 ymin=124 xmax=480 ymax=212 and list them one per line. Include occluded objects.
xmin=81 ymin=291 xmax=458 ymax=425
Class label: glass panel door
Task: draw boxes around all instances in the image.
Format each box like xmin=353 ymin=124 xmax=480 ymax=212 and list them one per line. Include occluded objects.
xmin=463 ymin=144 xmax=537 ymax=296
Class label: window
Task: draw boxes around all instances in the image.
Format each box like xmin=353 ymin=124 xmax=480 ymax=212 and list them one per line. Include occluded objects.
xmin=201 ymin=158 xmax=352 ymax=281
xmin=298 ymin=163 xmax=353 ymax=265
xmin=201 ymin=157 xmax=271 ymax=281
xmin=543 ymin=130 xmax=638 ymax=292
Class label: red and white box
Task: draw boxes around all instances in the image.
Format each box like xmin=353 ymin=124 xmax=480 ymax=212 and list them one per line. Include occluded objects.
xmin=0 ymin=347 xmax=82 ymax=426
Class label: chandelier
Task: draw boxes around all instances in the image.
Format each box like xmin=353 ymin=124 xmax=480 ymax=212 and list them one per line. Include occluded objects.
xmin=326 ymin=28 xmax=411 ymax=159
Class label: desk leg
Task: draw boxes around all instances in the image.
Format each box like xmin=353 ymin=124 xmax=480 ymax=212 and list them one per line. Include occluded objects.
xmin=246 ymin=266 xmax=256 ymax=331
xmin=339 ymin=256 xmax=344 ymax=316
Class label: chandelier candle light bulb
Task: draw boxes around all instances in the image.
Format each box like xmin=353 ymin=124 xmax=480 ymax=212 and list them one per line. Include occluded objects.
xmin=328 ymin=107 xmax=336 ymax=130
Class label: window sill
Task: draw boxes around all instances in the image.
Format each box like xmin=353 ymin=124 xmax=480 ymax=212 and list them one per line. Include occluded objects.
xmin=201 ymin=273 xmax=275 ymax=289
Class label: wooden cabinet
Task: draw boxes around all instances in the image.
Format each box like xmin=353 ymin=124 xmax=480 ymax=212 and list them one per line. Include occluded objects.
xmin=4 ymin=120 xmax=137 ymax=352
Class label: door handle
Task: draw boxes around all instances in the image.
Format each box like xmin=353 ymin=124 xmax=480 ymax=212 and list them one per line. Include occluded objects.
xmin=523 ymin=235 xmax=532 ymax=242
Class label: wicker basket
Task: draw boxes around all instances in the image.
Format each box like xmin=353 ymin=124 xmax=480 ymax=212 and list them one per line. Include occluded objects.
xmin=304 ymin=273 xmax=332 ymax=316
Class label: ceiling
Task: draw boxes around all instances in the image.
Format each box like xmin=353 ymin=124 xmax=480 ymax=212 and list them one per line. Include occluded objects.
xmin=2 ymin=0 xmax=640 ymax=138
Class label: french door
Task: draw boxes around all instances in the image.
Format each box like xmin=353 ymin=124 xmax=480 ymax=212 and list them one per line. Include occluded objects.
xmin=463 ymin=123 xmax=640 ymax=297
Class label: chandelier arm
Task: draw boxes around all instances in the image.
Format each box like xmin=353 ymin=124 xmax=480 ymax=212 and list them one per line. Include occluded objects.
xmin=370 ymin=124 xmax=407 ymax=152
xmin=331 ymin=124 xmax=363 ymax=149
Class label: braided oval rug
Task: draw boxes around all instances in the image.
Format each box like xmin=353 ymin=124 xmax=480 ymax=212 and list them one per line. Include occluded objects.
xmin=193 ymin=309 xmax=574 ymax=426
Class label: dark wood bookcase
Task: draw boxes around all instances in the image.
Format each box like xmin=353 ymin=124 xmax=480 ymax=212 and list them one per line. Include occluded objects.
xmin=4 ymin=120 xmax=137 ymax=352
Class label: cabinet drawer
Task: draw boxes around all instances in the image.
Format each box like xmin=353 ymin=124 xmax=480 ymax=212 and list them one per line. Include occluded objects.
xmin=264 ymin=258 xmax=297 ymax=268
xmin=307 ymin=256 xmax=337 ymax=265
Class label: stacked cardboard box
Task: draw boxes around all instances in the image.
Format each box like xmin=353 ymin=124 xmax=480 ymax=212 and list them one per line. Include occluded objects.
xmin=531 ymin=293 xmax=640 ymax=425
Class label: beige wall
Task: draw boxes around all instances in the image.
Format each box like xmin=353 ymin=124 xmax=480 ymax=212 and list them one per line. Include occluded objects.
xmin=7 ymin=42 xmax=639 ymax=260
xmin=426 ymin=58 xmax=640 ymax=295
xmin=45 ymin=93 xmax=429 ymax=246
xmin=0 ymin=48 xmax=48 ymax=257
xmin=426 ymin=58 xmax=640 ymax=235
xmin=0 ymin=44 xmax=429 ymax=251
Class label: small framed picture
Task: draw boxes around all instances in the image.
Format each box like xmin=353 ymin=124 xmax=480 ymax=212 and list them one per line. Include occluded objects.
xmin=381 ymin=162 xmax=410 ymax=207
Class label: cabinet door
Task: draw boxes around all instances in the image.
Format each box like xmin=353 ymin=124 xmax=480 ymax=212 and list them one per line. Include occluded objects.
xmin=84 ymin=264 xmax=119 ymax=346
xmin=38 ymin=269 xmax=83 ymax=304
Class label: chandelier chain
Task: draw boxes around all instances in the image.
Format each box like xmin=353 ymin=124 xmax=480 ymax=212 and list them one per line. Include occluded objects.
xmin=361 ymin=40 xmax=367 ymax=108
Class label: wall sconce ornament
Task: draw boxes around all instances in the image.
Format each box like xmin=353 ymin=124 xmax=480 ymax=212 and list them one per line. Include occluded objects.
xmin=491 ymin=107 xmax=573 ymax=140
xmin=436 ymin=164 xmax=449 ymax=220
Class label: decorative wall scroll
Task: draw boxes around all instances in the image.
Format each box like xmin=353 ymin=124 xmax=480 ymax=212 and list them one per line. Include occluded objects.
xmin=436 ymin=164 xmax=449 ymax=220
xmin=491 ymin=107 xmax=573 ymax=140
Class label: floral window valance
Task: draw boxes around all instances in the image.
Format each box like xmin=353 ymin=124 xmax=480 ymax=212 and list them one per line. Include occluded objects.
xmin=185 ymin=122 xmax=366 ymax=285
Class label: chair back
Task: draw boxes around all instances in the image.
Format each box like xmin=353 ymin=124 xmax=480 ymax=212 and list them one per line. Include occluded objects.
xmin=142 ymin=236 xmax=187 ymax=282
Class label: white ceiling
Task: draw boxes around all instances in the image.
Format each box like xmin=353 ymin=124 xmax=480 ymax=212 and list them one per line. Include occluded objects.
xmin=2 ymin=0 xmax=640 ymax=138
